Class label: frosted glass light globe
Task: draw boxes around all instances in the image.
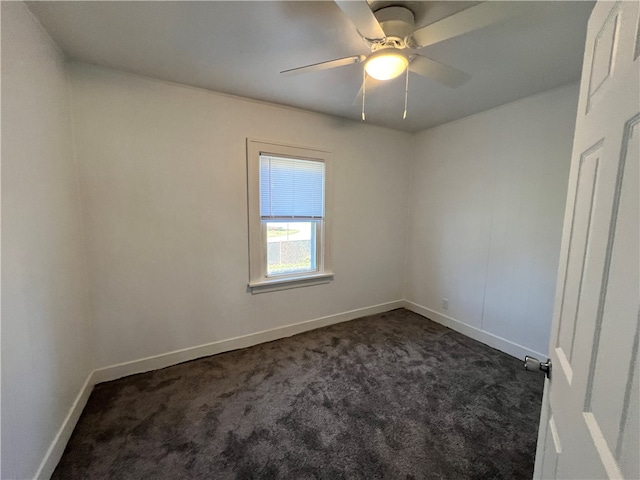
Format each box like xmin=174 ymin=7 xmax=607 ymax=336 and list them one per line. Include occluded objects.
xmin=364 ymin=50 xmax=409 ymax=80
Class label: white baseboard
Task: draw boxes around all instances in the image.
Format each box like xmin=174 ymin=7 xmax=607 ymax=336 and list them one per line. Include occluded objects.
xmin=34 ymin=299 xmax=542 ymax=479
xmin=92 ymin=300 xmax=405 ymax=384
xmin=34 ymin=371 xmax=95 ymax=480
xmin=402 ymin=300 xmax=547 ymax=361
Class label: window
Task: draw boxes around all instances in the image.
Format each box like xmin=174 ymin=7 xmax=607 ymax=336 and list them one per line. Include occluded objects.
xmin=247 ymin=139 xmax=333 ymax=293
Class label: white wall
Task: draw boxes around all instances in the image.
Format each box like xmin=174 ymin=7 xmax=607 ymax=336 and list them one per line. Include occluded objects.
xmin=68 ymin=63 xmax=412 ymax=369
xmin=405 ymin=84 xmax=579 ymax=357
xmin=1 ymin=3 xmax=92 ymax=479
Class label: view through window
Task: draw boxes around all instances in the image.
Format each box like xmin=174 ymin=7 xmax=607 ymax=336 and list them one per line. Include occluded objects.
xmin=266 ymin=221 xmax=317 ymax=276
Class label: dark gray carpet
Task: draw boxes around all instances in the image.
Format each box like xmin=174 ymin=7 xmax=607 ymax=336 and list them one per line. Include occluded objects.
xmin=53 ymin=308 xmax=544 ymax=479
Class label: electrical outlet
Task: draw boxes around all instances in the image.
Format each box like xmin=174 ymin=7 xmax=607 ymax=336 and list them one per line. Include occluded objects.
xmin=442 ymin=298 xmax=449 ymax=310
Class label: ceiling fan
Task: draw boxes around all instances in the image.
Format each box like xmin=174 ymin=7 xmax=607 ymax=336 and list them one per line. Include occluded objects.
xmin=281 ymin=1 xmax=525 ymax=118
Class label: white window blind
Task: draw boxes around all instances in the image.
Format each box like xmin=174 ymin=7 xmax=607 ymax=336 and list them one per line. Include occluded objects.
xmin=259 ymin=155 xmax=325 ymax=219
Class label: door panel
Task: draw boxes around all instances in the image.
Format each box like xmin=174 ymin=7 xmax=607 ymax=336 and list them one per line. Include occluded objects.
xmin=555 ymin=141 xmax=601 ymax=373
xmin=540 ymin=411 xmax=562 ymax=479
xmin=618 ymin=353 xmax=638 ymax=476
xmin=533 ymin=2 xmax=639 ymax=479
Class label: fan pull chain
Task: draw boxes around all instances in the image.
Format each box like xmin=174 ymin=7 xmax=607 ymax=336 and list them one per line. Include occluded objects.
xmin=362 ymin=69 xmax=366 ymax=121
xmin=403 ymin=67 xmax=409 ymax=120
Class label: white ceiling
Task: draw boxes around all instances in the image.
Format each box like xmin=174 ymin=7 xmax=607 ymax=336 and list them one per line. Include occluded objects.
xmin=27 ymin=1 xmax=594 ymax=132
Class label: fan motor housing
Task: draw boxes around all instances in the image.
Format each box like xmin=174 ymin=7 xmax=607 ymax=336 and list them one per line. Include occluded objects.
xmin=374 ymin=6 xmax=415 ymax=46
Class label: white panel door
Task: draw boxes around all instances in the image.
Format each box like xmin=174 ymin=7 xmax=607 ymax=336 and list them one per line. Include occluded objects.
xmin=533 ymin=1 xmax=639 ymax=479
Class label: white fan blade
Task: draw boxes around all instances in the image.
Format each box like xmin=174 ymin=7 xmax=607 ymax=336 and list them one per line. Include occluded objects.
xmin=409 ymin=55 xmax=470 ymax=88
xmin=351 ymin=76 xmax=381 ymax=106
xmin=412 ymin=1 xmax=525 ymax=48
xmin=334 ymin=0 xmax=386 ymax=40
xmin=281 ymin=55 xmax=365 ymax=76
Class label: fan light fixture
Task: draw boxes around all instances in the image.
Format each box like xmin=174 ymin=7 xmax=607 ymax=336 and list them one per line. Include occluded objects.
xmin=364 ymin=49 xmax=409 ymax=81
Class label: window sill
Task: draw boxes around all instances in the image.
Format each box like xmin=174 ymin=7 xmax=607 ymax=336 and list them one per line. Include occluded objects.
xmin=248 ymin=272 xmax=334 ymax=294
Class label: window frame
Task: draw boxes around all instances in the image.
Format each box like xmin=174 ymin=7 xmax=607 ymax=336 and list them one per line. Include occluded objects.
xmin=246 ymin=139 xmax=333 ymax=294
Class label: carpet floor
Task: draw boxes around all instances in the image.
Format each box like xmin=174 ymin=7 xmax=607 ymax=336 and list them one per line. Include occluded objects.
xmin=52 ymin=308 xmax=544 ymax=479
